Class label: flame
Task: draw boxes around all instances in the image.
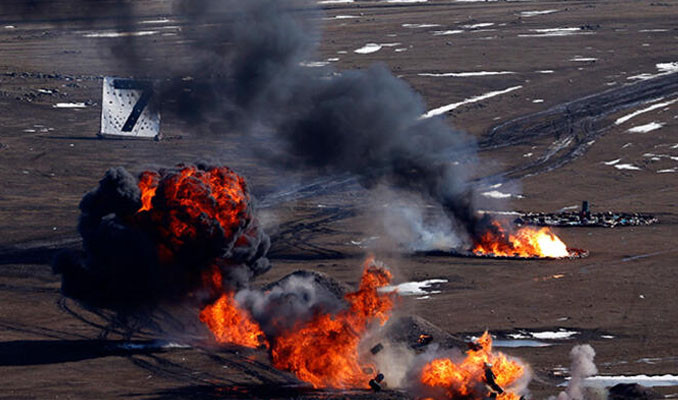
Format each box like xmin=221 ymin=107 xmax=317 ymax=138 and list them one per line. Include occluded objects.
xmin=200 ymin=292 xmax=268 ymax=349
xmin=420 ymin=332 xmax=525 ymax=400
xmin=270 ymin=256 xmax=396 ymax=389
xmin=138 ymin=171 xmax=159 ymax=212
xmin=472 ymin=220 xmax=569 ymax=258
xmin=199 ymin=267 xmax=268 ymax=349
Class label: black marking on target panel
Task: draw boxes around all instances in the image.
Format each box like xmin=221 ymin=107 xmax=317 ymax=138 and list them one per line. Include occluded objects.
xmin=113 ymin=79 xmax=153 ymax=132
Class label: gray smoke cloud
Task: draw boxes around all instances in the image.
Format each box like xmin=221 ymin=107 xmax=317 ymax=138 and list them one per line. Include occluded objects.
xmin=369 ymin=186 xmax=466 ymax=251
xmin=553 ymin=344 xmax=601 ymax=400
xmin=235 ymin=270 xmax=348 ymax=340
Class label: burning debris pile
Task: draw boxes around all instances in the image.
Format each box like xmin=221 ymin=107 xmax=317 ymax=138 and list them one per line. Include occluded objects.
xmin=419 ymin=217 xmax=587 ymax=260
xmin=470 ymin=219 xmax=588 ymax=259
xmin=514 ymin=201 xmax=658 ymax=228
xmin=53 ymin=163 xmax=270 ymax=313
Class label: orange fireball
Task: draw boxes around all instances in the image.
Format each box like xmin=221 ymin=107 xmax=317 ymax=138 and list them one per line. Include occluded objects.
xmin=136 ymin=164 xmax=249 ymax=242
xmin=420 ymin=332 xmax=525 ymax=400
xmin=270 ymin=256 xmax=396 ymax=389
xmin=472 ymin=220 xmax=569 ymax=258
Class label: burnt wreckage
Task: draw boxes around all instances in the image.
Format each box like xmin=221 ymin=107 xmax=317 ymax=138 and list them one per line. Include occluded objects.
xmin=514 ymin=201 xmax=658 ymax=228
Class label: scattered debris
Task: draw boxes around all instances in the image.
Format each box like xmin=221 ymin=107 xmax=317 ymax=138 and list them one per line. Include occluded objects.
xmin=484 ymin=362 xmax=505 ymax=395
xmin=609 ymin=383 xmax=663 ymax=400
xmin=369 ymin=373 xmax=385 ymax=392
xmin=417 ymin=333 xmax=433 ymax=346
xmin=515 ymin=201 xmax=658 ymax=228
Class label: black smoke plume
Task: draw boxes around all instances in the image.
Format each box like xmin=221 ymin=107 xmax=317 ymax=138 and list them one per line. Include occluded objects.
xmin=6 ymin=0 xmax=485 ymax=241
xmin=53 ymin=164 xmax=270 ymax=312
xmin=163 ymin=0 xmax=483 ymax=240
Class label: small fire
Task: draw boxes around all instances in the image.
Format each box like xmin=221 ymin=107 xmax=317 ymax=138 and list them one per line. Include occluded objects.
xmin=271 ymin=256 xmax=396 ymax=389
xmin=472 ymin=220 xmax=569 ymax=258
xmin=420 ymin=332 xmax=525 ymax=400
xmin=138 ymin=170 xmax=159 ymax=212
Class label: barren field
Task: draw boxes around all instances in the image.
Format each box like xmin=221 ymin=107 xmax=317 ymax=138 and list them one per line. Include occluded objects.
xmin=1 ymin=1 xmax=677 ymax=399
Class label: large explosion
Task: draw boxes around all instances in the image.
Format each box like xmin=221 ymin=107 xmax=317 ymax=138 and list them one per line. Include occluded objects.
xmin=418 ymin=332 xmax=526 ymax=400
xmin=53 ymin=165 xmax=532 ymax=396
xmin=200 ymin=256 xmax=396 ymax=389
xmin=54 ymin=164 xmax=270 ymax=311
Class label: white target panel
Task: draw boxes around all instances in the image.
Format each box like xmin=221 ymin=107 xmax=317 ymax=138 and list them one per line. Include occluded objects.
xmin=100 ymin=77 xmax=160 ymax=139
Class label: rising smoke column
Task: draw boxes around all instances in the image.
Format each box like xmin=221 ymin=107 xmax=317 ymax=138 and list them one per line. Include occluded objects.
xmin=553 ymin=345 xmax=598 ymax=400
xmin=53 ymin=164 xmax=270 ymax=312
xmin=169 ymin=0 xmax=483 ymax=241
xmin=2 ymin=0 xmax=485 ymax=242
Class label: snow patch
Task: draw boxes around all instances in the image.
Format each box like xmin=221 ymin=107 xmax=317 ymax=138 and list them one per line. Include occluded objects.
xmin=614 ymin=164 xmax=641 ymax=171
xmin=481 ymin=190 xmax=524 ymax=199
xmin=628 ymin=62 xmax=678 ymax=81
xmin=83 ymin=30 xmax=158 ymax=38
xmin=576 ymin=375 xmax=678 ymax=388
xmin=402 ymin=23 xmax=440 ymax=28
xmin=570 ymin=56 xmax=598 ymax=62
xmin=615 ymin=97 xmax=678 ymax=125
xmin=462 ymin=23 xmax=495 ymax=29
xmin=627 ymin=122 xmax=664 ymax=133
xmin=520 ymin=10 xmax=558 ymax=17
xmin=323 ymin=15 xmax=359 ymax=20
xmin=354 ymin=43 xmax=382 ymax=54
xmin=300 ymin=61 xmax=330 ymax=67
xmin=380 ymin=279 xmax=448 ymax=296
xmin=418 ymin=71 xmax=515 ymax=77
xmin=531 ymin=330 xmax=578 ymax=340
xmin=53 ymin=102 xmax=87 ymax=108
xmin=432 ymin=30 xmax=464 ymax=36
xmin=422 ymin=85 xmax=522 ymax=118
xmin=519 ymin=27 xmax=593 ymax=37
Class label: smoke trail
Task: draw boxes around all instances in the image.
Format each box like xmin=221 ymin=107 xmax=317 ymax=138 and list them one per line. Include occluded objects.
xmin=554 ymin=344 xmax=599 ymax=400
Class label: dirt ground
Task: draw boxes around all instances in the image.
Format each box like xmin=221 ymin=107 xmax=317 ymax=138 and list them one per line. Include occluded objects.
xmin=1 ymin=0 xmax=677 ymax=399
